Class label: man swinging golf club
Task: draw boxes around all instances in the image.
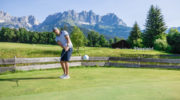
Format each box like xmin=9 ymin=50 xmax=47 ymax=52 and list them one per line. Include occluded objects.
xmin=53 ymin=27 xmax=73 ymax=79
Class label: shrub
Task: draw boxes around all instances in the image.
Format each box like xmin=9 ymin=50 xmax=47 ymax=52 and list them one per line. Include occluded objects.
xmin=154 ymin=38 xmax=168 ymax=51
xmin=167 ymin=28 xmax=180 ymax=53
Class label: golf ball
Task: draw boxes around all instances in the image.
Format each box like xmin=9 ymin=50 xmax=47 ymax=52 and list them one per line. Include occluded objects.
xmin=83 ymin=55 xmax=89 ymax=60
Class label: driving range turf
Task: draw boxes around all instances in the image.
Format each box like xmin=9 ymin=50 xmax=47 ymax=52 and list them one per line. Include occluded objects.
xmin=0 ymin=66 xmax=180 ymax=100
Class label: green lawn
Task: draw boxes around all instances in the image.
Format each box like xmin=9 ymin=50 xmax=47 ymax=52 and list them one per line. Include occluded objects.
xmin=0 ymin=42 xmax=179 ymax=100
xmin=0 ymin=67 xmax=180 ymax=100
xmin=0 ymin=42 xmax=169 ymax=58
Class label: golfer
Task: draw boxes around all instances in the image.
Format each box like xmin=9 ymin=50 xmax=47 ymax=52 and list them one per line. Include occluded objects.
xmin=53 ymin=27 xmax=73 ymax=79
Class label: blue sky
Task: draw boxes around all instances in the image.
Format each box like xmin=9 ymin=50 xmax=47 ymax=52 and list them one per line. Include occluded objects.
xmin=0 ymin=0 xmax=180 ymax=29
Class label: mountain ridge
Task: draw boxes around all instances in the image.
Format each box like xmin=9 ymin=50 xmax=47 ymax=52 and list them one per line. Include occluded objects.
xmin=0 ymin=10 xmax=131 ymax=39
xmin=0 ymin=11 xmax=39 ymax=30
xmin=36 ymin=10 xmax=131 ymax=39
xmin=37 ymin=10 xmax=127 ymax=28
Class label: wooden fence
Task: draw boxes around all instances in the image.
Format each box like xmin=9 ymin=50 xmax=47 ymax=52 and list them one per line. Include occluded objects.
xmin=0 ymin=56 xmax=82 ymax=73
xmin=0 ymin=56 xmax=180 ymax=73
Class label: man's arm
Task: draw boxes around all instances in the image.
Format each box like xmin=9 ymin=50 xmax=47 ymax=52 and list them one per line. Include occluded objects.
xmin=57 ymin=41 xmax=64 ymax=49
xmin=65 ymin=35 xmax=70 ymax=46
xmin=64 ymin=35 xmax=70 ymax=51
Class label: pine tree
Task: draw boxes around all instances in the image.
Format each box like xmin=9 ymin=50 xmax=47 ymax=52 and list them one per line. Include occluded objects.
xmin=143 ymin=5 xmax=166 ymax=47
xmin=128 ymin=22 xmax=142 ymax=47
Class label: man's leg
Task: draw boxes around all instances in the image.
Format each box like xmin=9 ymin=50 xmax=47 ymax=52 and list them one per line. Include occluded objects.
xmin=64 ymin=61 xmax=69 ymax=75
xmin=60 ymin=61 xmax=66 ymax=74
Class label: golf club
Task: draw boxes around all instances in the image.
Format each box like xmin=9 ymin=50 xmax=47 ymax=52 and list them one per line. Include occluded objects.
xmin=60 ymin=50 xmax=67 ymax=60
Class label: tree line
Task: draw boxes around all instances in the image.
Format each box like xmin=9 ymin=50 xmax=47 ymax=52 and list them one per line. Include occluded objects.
xmin=0 ymin=26 xmax=122 ymax=47
xmin=127 ymin=5 xmax=180 ymax=53
xmin=0 ymin=27 xmax=57 ymax=44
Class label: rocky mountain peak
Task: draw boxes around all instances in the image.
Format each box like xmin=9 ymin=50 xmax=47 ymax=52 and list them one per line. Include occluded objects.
xmin=101 ymin=13 xmax=126 ymax=26
xmin=42 ymin=10 xmax=126 ymax=26
xmin=0 ymin=11 xmax=39 ymax=29
xmin=28 ymin=15 xmax=39 ymax=25
xmin=0 ymin=11 xmax=10 ymax=17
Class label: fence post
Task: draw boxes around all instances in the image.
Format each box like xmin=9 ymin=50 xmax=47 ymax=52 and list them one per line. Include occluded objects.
xmin=81 ymin=56 xmax=83 ymax=66
xmin=13 ymin=56 xmax=16 ymax=72
xmin=107 ymin=57 xmax=110 ymax=66
xmin=138 ymin=56 xmax=141 ymax=67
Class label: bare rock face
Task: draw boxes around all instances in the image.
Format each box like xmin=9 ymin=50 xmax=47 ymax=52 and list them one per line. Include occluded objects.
xmin=36 ymin=10 xmax=130 ymax=39
xmin=41 ymin=10 xmax=126 ymax=26
xmin=101 ymin=13 xmax=126 ymax=26
xmin=0 ymin=11 xmax=39 ymax=29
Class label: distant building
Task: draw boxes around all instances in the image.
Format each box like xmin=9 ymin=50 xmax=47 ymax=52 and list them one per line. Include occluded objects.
xmin=112 ymin=40 xmax=130 ymax=48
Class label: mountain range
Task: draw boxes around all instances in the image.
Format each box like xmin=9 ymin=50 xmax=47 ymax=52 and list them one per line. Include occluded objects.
xmin=0 ymin=10 xmax=130 ymax=39
xmin=0 ymin=11 xmax=39 ymax=30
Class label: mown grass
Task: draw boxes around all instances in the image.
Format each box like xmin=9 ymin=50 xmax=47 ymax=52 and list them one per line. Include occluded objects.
xmin=0 ymin=42 xmax=169 ymax=58
xmin=0 ymin=67 xmax=180 ymax=100
xmin=110 ymin=60 xmax=180 ymax=66
xmin=0 ymin=42 xmax=179 ymax=100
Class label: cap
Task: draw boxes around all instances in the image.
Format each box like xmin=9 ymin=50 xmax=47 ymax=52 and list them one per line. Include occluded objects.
xmin=53 ymin=27 xmax=58 ymax=32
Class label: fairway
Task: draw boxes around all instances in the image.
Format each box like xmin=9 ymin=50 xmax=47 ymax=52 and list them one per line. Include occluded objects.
xmin=0 ymin=42 xmax=168 ymax=58
xmin=0 ymin=67 xmax=180 ymax=100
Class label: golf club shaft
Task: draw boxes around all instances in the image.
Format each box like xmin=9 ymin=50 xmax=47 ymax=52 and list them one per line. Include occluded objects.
xmin=60 ymin=49 xmax=68 ymax=60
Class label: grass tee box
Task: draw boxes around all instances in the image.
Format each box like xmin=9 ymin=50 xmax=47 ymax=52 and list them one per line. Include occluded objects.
xmin=0 ymin=67 xmax=180 ymax=100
